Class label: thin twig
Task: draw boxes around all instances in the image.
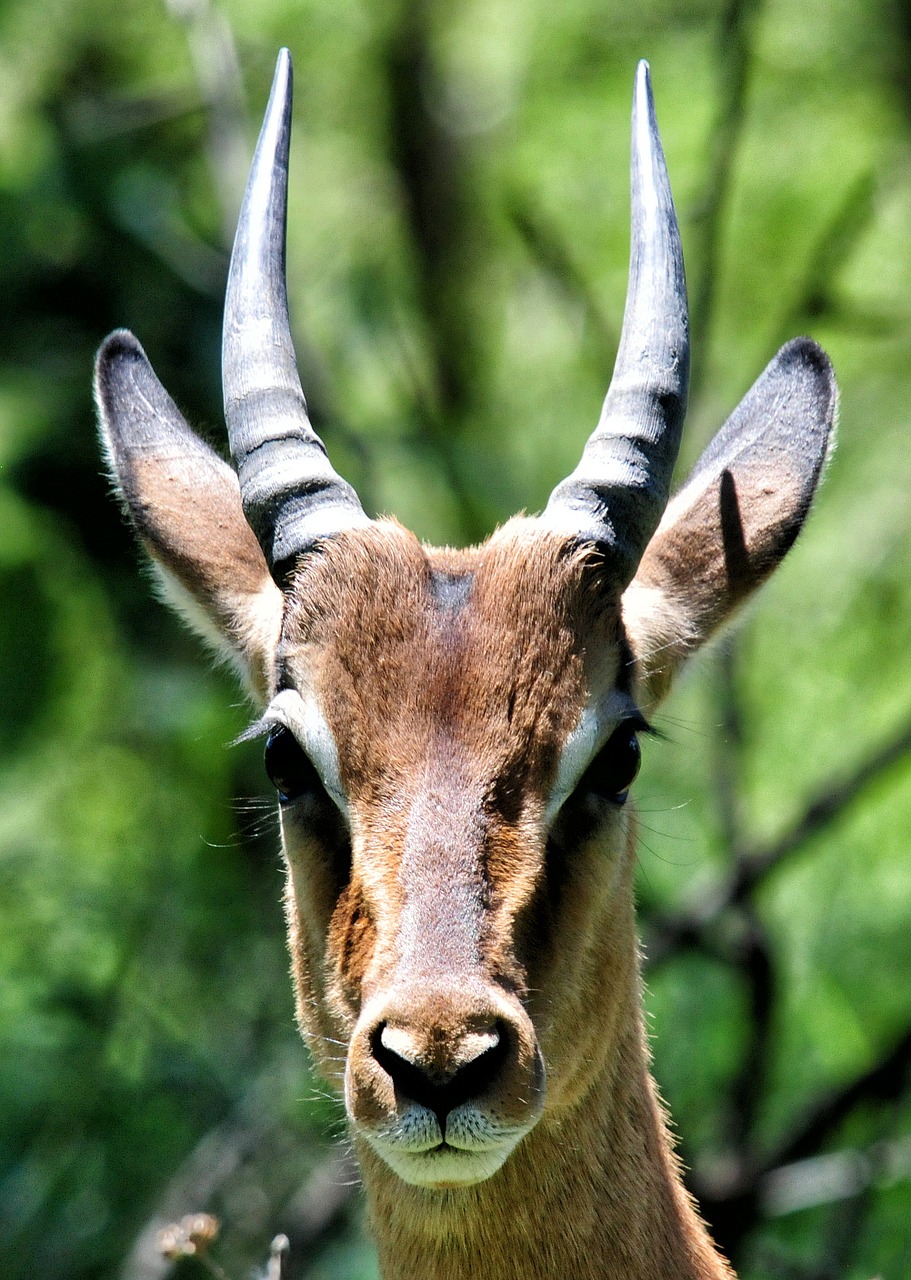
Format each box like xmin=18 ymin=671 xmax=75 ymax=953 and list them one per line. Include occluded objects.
xmin=713 ymin=633 xmax=747 ymax=860
xmin=267 ymin=1234 xmax=290 ymax=1280
xmin=281 ymin=1147 xmax=359 ymax=1280
xmin=688 ymin=0 xmax=762 ymax=397
xmin=644 ymin=712 xmax=911 ymax=966
xmin=506 ymin=189 xmax=619 ymax=376
xmin=727 ymin=905 xmax=775 ymax=1149
xmin=164 ymin=0 xmax=249 ymax=247
xmin=763 ymin=1023 xmax=911 ymax=1174
xmin=120 ymin=1122 xmax=266 ymax=1280
xmin=382 ymin=0 xmax=492 ymax=540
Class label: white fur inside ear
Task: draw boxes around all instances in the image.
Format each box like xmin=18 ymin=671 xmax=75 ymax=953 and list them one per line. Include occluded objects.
xmin=146 ymin=553 xmax=283 ymax=705
xmin=265 ymin=688 xmax=349 ymax=818
xmin=622 ymin=578 xmax=696 ymax=656
xmin=148 ymin=556 xmax=247 ymax=676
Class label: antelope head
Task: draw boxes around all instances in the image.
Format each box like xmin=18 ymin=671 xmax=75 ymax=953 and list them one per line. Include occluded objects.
xmin=96 ymin=51 xmax=835 ymax=1197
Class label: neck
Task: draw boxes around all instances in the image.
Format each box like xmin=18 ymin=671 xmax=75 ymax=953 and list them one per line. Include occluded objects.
xmin=359 ymin=1018 xmax=734 ymax=1280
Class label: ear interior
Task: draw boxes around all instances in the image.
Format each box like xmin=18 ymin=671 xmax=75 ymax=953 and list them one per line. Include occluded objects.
xmin=95 ymin=330 xmax=284 ymax=700
xmin=623 ymin=338 xmax=837 ymax=709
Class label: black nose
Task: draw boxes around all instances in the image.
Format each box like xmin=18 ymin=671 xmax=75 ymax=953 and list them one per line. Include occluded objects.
xmin=370 ymin=1022 xmax=508 ymax=1129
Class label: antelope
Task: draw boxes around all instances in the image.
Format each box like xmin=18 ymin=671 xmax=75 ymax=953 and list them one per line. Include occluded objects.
xmin=96 ymin=49 xmax=836 ymax=1280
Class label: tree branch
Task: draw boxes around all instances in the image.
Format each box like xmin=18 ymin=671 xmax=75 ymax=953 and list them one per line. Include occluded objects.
xmin=777 ymin=169 xmax=877 ymax=339
xmin=163 ymin=0 xmax=249 ymax=248
xmin=505 ymin=188 xmax=619 ymax=377
xmin=644 ymin=712 xmax=911 ymax=968
xmin=382 ymin=0 xmax=492 ymax=540
xmin=764 ymin=1023 xmax=911 ymax=1174
xmin=689 ymin=0 xmax=762 ymax=398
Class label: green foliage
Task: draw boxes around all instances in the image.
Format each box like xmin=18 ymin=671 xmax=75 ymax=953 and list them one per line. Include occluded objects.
xmin=1 ymin=0 xmax=911 ymax=1277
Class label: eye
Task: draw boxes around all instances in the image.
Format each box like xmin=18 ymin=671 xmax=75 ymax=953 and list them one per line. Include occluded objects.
xmin=264 ymin=725 xmax=322 ymax=804
xmin=577 ymin=721 xmax=642 ymax=805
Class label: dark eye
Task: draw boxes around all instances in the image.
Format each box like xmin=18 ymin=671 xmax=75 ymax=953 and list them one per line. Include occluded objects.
xmin=577 ymin=721 xmax=642 ymax=805
xmin=264 ymin=726 xmax=322 ymax=804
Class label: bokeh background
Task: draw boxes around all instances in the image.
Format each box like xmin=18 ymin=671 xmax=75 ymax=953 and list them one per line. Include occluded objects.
xmin=2 ymin=0 xmax=911 ymax=1276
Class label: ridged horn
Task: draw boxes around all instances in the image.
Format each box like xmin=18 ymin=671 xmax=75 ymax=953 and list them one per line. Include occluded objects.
xmin=541 ymin=60 xmax=689 ymax=586
xmin=223 ymin=48 xmax=370 ymax=582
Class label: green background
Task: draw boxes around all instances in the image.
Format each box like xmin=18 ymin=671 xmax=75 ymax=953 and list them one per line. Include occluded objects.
xmin=2 ymin=0 xmax=911 ymax=1276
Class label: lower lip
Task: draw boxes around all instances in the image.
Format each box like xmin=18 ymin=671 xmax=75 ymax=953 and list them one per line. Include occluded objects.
xmin=426 ymin=1147 xmax=476 ymax=1187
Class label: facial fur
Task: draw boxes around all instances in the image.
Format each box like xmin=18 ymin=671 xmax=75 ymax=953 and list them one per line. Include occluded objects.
xmin=262 ymin=517 xmax=644 ymax=1185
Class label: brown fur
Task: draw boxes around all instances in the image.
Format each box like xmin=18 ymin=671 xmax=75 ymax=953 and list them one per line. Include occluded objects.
xmin=100 ymin=387 xmax=826 ymax=1279
xmin=120 ymin=444 xmax=283 ymax=701
xmin=268 ymin=518 xmax=734 ymax=1278
xmin=626 ymin=457 xmax=818 ymax=712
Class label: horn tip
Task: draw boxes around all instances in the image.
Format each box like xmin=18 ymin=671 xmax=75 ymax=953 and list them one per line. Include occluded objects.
xmin=634 ymin=59 xmax=654 ymax=112
xmin=632 ymin=59 xmax=661 ymax=161
xmin=268 ymin=48 xmax=293 ymax=107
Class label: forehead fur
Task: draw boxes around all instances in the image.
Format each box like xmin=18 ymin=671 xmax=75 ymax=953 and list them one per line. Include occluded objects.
xmin=279 ymin=517 xmax=623 ymax=805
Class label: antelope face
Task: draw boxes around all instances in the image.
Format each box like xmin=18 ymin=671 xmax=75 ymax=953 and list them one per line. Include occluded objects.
xmin=96 ymin=48 xmax=835 ymax=1198
xmin=263 ymin=521 xmax=643 ymax=1187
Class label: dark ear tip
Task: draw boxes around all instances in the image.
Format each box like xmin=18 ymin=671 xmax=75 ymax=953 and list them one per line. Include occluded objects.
xmin=776 ymin=338 xmax=839 ymax=444
xmin=777 ymin=336 xmax=837 ymax=393
xmin=97 ymin=328 xmax=142 ymax=359
xmin=95 ymin=329 xmax=146 ymax=382
xmin=94 ymin=330 xmax=171 ymax=441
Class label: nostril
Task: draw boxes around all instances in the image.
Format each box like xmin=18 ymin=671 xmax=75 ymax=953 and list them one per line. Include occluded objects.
xmin=371 ymin=1020 xmax=509 ymax=1125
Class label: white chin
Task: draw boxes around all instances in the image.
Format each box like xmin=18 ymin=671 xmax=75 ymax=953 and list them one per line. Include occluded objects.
xmin=371 ymin=1141 xmax=514 ymax=1188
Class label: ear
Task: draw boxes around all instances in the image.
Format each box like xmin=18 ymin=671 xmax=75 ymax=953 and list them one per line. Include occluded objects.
xmin=95 ymin=330 xmax=284 ymax=703
xmin=622 ymin=338 xmax=837 ymax=711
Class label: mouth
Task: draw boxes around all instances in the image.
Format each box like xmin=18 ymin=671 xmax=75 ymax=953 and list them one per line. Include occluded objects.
xmin=366 ymin=1134 xmax=518 ymax=1188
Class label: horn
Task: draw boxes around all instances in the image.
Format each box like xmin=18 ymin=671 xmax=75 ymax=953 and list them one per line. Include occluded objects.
xmin=541 ymin=60 xmax=689 ymax=585
xmin=223 ymin=48 xmax=370 ymax=582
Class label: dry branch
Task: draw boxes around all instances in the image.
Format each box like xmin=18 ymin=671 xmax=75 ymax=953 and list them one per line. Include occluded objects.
xmin=764 ymin=1024 xmax=911 ymax=1175
xmin=644 ymin=712 xmax=911 ymax=969
xmin=382 ymin=0 xmax=492 ymax=538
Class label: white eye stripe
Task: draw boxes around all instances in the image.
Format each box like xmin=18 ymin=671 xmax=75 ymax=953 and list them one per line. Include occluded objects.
xmin=546 ymin=690 xmax=642 ymax=822
xmin=254 ymin=688 xmax=640 ymax=826
xmin=264 ymin=688 xmax=349 ymax=817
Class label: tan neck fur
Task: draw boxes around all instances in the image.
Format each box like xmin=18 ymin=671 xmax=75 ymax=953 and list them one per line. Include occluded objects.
xmin=359 ymin=984 xmax=733 ymax=1280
